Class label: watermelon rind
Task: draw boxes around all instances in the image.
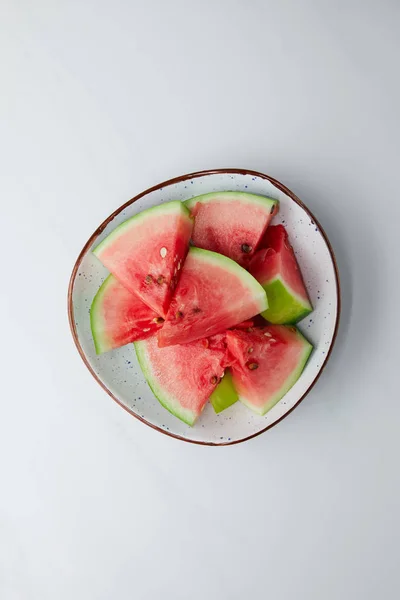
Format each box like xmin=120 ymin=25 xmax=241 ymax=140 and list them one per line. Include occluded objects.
xmin=260 ymin=277 xmax=312 ymax=324
xmin=239 ymin=329 xmax=313 ymax=416
xmin=189 ymin=247 xmax=269 ymax=313
xmin=184 ymin=191 xmax=278 ymax=214
xmin=134 ymin=341 xmax=197 ymax=426
xmin=93 ymin=200 xmax=192 ymax=258
xmin=210 ymin=370 xmax=238 ymax=414
xmin=90 ymin=275 xmax=114 ymax=355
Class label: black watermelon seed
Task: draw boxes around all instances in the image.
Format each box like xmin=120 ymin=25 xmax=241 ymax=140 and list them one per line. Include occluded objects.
xmin=145 ymin=275 xmax=153 ymax=284
xmin=176 ymin=311 xmax=184 ymax=319
xmin=192 ymin=307 xmax=201 ymax=313
xmin=241 ymin=243 xmax=252 ymax=254
xmin=157 ymin=275 xmax=165 ymax=285
xmin=247 ymin=362 xmax=259 ymax=370
xmin=154 ymin=317 xmax=165 ymax=324
xmin=210 ymin=375 xmax=219 ymax=384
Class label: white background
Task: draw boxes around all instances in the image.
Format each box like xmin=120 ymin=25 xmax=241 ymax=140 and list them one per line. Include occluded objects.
xmin=1 ymin=1 xmax=399 ymax=598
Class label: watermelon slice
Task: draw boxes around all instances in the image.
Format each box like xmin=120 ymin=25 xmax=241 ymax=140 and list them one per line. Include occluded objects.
xmin=185 ymin=192 xmax=278 ymax=265
xmin=134 ymin=335 xmax=227 ymax=426
xmin=210 ymin=370 xmax=238 ymax=414
xmin=249 ymin=225 xmax=312 ymax=324
xmin=158 ymin=247 xmax=268 ymax=347
xmin=226 ymin=325 xmax=313 ymax=415
xmin=93 ymin=201 xmax=193 ymax=317
xmin=90 ymin=275 xmax=163 ymax=354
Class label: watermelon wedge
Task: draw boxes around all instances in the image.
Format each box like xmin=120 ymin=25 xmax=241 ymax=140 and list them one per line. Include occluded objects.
xmin=158 ymin=247 xmax=268 ymax=347
xmin=135 ymin=335 xmax=227 ymax=426
xmin=249 ymin=225 xmax=312 ymax=324
xmin=185 ymin=192 xmax=278 ymax=265
xmin=226 ymin=325 xmax=313 ymax=415
xmin=93 ymin=201 xmax=193 ymax=317
xmin=90 ymin=275 xmax=163 ymax=354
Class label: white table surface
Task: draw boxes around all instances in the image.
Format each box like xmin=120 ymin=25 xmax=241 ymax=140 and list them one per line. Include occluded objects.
xmin=1 ymin=2 xmax=399 ymax=599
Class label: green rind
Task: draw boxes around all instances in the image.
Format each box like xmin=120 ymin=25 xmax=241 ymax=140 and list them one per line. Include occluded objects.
xmin=189 ymin=247 xmax=269 ymax=313
xmin=260 ymin=277 xmax=312 ymax=324
xmin=239 ymin=329 xmax=313 ymax=416
xmin=210 ymin=370 xmax=239 ymax=414
xmin=93 ymin=201 xmax=192 ymax=257
xmin=184 ymin=191 xmax=278 ymax=214
xmin=134 ymin=341 xmax=197 ymax=426
xmin=90 ymin=275 xmax=115 ymax=355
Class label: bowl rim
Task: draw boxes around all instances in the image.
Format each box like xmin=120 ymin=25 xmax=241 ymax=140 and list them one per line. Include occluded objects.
xmin=67 ymin=168 xmax=341 ymax=446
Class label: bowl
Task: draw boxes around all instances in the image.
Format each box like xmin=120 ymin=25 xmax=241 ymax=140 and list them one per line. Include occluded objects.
xmin=68 ymin=169 xmax=340 ymax=445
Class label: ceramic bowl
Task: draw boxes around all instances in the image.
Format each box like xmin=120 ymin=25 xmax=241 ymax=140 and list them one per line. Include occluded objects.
xmin=68 ymin=169 xmax=340 ymax=445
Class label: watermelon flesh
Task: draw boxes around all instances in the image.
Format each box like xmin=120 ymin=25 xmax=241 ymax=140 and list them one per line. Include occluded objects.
xmin=158 ymin=247 xmax=268 ymax=347
xmin=185 ymin=192 xmax=278 ymax=266
xmin=249 ymin=225 xmax=312 ymax=324
xmin=135 ymin=334 xmax=228 ymax=426
xmin=90 ymin=275 xmax=163 ymax=354
xmin=233 ymin=320 xmax=255 ymax=330
xmin=93 ymin=201 xmax=193 ymax=317
xmin=226 ymin=325 xmax=313 ymax=415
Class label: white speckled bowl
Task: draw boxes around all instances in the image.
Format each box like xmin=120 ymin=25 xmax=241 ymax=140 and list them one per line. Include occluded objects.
xmin=68 ymin=169 xmax=340 ymax=445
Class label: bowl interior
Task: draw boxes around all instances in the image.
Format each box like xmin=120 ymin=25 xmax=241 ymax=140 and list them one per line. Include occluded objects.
xmin=70 ymin=170 xmax=339 ymax=444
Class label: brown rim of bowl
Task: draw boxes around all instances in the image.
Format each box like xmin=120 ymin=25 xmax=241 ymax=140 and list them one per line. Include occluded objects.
xmin=68 ymin=168 xmax=341 ymax=446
